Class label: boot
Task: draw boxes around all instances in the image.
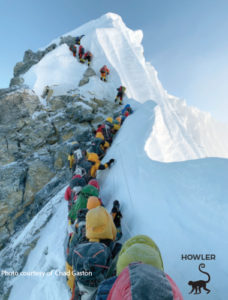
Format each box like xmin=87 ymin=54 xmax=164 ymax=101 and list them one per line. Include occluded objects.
xmin=113 ymin=200 xmax=120 ymax=209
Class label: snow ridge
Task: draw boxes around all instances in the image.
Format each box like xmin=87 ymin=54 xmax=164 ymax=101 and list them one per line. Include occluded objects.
xmin=23 ymin=12 xmax=228 ymax=162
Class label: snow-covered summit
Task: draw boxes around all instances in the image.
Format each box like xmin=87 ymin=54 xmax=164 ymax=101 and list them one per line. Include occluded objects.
xmin=23 ymin=12 xmax=228 ymax=162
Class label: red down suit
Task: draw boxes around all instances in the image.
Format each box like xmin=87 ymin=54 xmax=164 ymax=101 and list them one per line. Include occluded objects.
xmin=107 ymin=263 xmax=183 ymax=300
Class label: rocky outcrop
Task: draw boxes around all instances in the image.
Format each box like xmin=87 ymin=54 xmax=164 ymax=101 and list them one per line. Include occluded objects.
xmin=9 ymin=76 xmax=24 ymax=87
xmin=14 ymin=61 xmax=34 ymax=78
xmin=0 ymin=86 xmax=19 ymax=97
xmin=79 ymin=67 xmax=96 ymax=86
xmin=59 ymin=35 xmax=76 ymax=46
xmin=9 ymin=35 xmax=87 ymax=88
xmin=0 ymin=88 xmax=117 ymax=250
xmin=84 ymin=67 xmax=96 ymax=77
xmin=0 ymin=156 xmax=57 ymax=249
xmin=0 ymin=162 xmax=28 ymax=246
xmin=10 ymin=43 xmax=57 ymax=87
xmin=9 ymin=34 xmax=85 ymax=88
xmin=9 ymin=34 xmax=92 ymax=88
xmin=79 ymin=77 xmax=89 ymax=87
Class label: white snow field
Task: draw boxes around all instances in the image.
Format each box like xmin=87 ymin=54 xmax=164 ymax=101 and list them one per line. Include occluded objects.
xmin=7 ymin=12 xmax=228 ymax=300
xmin=99 ymin=102 xmax=228 ymax=299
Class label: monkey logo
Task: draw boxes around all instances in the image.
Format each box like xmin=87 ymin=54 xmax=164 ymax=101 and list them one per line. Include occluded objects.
xmin=188 ymin=263 xmax=211 ymax=294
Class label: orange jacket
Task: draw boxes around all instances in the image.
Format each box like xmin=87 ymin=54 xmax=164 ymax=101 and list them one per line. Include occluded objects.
xmin=100 ymin=66 xmax=110 ymax=74
xmin=84 ymin=51 xmax=92 ymax=58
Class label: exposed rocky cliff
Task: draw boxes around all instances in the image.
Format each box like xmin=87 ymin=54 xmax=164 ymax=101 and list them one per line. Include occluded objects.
xmin=10 ymin=44 xmax=57 ymax=88
xmin=0 ymin=86 xmax=116 ymax=250
xmin=9 ymin=35 xmax=78 ymax=89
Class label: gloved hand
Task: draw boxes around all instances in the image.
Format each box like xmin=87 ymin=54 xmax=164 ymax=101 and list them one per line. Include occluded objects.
xmin=107 ymin=158 xmax=115 ymax=168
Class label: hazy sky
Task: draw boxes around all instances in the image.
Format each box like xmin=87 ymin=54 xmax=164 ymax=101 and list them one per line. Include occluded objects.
xmin=0 ymin=0 xmax=227 ymax=122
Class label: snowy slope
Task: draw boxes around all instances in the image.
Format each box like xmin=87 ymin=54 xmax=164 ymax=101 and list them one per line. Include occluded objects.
xmin=99 ymin=103 xmax=228 ymax=299
xmin=8 ymin=188 xmax=70 ymax=300
xmin=23 ymin=13 xmax=228 ymax=162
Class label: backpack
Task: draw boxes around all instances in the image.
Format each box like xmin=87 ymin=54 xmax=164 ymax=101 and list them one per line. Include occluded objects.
xmin=79 ymin=45 xmax=84 ymax=55
xmin=95 ymin=276 xmax=117 ymax=300
xmin=76 ymin=160 xmax=94 ymax=182
xmin=70 ymin=45 xmax=76 ymax=53
xmin=73 ymin=148 xmax=84 ymax=163
xmin=69 ymin=177 xmax=87 ymax=205
xmin=72 ymin=242 xmax=112 ymax=287
xmin=117 ymin=86 xmax=126 ymax=93
xmin=96 ymin=124 xmax=105 ymax=134
xmin=74 ymin=208 xmax=88 ymax=244
xmin=70 ymin=177 xmax=87 ymax=189
xmin=100 ymin=66 xmax=106 ymax=73
xmin=121 ymin=104 xmax=132 ymax=116
xmin=85 ymin=51 xmax=92 ymax=58
xmin=75 ymin=222 xmax=87 ymax=245
xmin=89 ymin=138 xmax=105 ymax=158
xmin=67 ymin=209 xmax=88 ymax=266
xmin=101 ymin=124 xmax=113 ymax=143
xmin=76 ymin=208 xmax=88 ymax=223
xmin=68 ymin=185 xmax=99 ymax=223
xmin=73 ymin=149 xmax=93 ymax=181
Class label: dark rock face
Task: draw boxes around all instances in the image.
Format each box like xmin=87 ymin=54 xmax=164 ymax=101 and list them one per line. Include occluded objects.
xmin=14 ymin=61 xmax=36 ymax=77
xmin=84 ymin=67 xmax=96 ymax=77
xmin=8 ymin=35 xmax=87 ymax=89
xmin=0 ymin=86 xmax=19 ymax=97
xmin=23 ymin=49 xmax=44 ymax=63
xmin=0 ymin=88 xmax=116 ymax=250
xmin=9 ymin=77 xmax=25 ymax=87
xmin=0 ymin=162 xmax=28 ymax=247
xmin=44 ymin=43 xmax=57 ymax=54
xmin=10 ymin=43 xmax=57 ymax=87
xmin=59 ymin=35 xmax=76 ymax=46
xmin=79 ymin=77 xmax=90 ymax=86
xmin=79 ymin=67 xmax=96 ymax=87
xmin=8 ymin=35 xmax=85 ymax=89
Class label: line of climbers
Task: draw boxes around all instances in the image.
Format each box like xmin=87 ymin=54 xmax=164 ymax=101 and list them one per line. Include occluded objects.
xmin=67 ymin=104 xmax=133 ymax=176
xmin=64 ymin=101 xmax=183 ymax=299
xmin=68 ymin=35 xmax=91 ymax=65
xmin=68 ymin=35 xmax=127 ymax=105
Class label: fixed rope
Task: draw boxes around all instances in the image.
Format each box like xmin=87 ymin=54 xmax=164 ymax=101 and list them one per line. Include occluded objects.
xmin=117 ymin=147 xmax=134 ymax=237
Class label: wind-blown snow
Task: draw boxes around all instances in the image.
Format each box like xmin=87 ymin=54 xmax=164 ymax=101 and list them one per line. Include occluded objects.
xmin=7 ymin=12 xmax=228 ymax=300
